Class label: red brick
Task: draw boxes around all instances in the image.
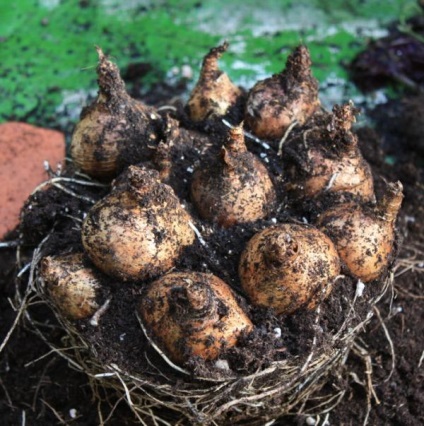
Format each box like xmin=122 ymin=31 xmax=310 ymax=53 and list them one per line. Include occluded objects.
xmin=0 ymin=122 xmax=65 ymax=239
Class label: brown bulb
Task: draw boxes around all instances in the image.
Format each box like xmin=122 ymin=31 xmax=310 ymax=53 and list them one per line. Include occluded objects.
xmin=317 ymin=181 xmax=403 ymax=282
xmin=187 ymin=42 xmax=242 ymax=122
xmin=191 ymin=124 xmax=276 ymax=227
xmin=245 ymin=45 xmax=320 ymax=140
xmin=139 ymin=271 xmax=253 ymax=364
xmin=239 ymin=224 xmax=341 ymax=315
xmin=82 ymin=166 xmax=195 ymax=281
xmin=40 ymin=253 xmax=105 ymax=320
xmin=282 ymin=102 xmax=374 ymax=202
xmin=70 ymin=47 xmax=161 ymax=180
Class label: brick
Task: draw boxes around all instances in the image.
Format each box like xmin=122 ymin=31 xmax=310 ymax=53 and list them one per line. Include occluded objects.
xmin=0 ymin=122 xmax=65 ymax=239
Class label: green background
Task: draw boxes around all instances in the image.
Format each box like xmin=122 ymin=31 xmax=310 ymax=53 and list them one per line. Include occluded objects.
xmin=0 ymin=0 xmax=419 ymax=129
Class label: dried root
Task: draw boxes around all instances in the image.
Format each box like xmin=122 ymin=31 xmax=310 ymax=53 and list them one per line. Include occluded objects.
xmin=7 ymin=226 xmax=395 ymax=425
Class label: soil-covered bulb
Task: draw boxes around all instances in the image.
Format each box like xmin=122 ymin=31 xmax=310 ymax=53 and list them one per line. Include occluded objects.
xmin=282 ymin=102 xmax=375 ymax=201
xmin=70 ymin=47 xmax=161 ymax=180
xmin=245 ymin=45 xmax=320 ymax=140
xmin=81 ymin=166 xmax=195 ymax=282
xmin=187 ymin=42 xmax=242 ymax=122
xmin=40 ymin=253 xmax=107 ymax=320
xmin=239 ymin=224 xmax=341 ymax=315
xmin=139 ymin=271 xmax=253 ymax=364
xmin=191 ymin=124 xmax=276 ymax=227
xmin=317 ymin=181 xmax=403 ymax=282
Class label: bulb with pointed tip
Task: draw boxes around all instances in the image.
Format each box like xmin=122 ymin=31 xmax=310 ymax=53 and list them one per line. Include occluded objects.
xmin=245 ymin=45 xmax=320 ymax=140
xmin=282 ymin=102 xmax=375 ymax=202
xmin=82 ymin=166 xmax=195 ymax=281
xmin=139 ymin=271 xmax=253 ymax=364
xmin=239 ymin=224 xmax=341 ymax=315
xmin=187 ymin=42 xmax=242 ymax=122
xmin=40 ymin=253 xmax=106 ymax=320
xmin=317 ymin=181 xmax=403 ymax=282
xmin=191 ymin=124 xmax=276 ymax=227
xmin=70 ymin=47 xmax=161 ymax=180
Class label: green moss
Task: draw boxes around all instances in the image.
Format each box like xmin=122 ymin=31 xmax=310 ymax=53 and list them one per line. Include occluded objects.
xmin=0 ymin=0 xmax=417 ymax=126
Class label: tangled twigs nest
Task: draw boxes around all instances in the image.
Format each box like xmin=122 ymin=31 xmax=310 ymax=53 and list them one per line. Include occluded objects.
xmin=12 ymin=208 xmax=395 ymax=425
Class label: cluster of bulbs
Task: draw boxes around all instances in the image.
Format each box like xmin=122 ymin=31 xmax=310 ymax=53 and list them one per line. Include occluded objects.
xmin=40 ymin=43 xmax=402 ymax=366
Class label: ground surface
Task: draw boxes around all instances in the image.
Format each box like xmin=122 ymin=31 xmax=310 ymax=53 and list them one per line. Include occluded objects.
xmin=1 ymin=2 xmax=424 ymax=425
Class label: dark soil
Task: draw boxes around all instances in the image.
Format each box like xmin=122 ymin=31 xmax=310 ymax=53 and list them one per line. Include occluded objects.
xmin=1 ymin=79 xmax=424 ymax=426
